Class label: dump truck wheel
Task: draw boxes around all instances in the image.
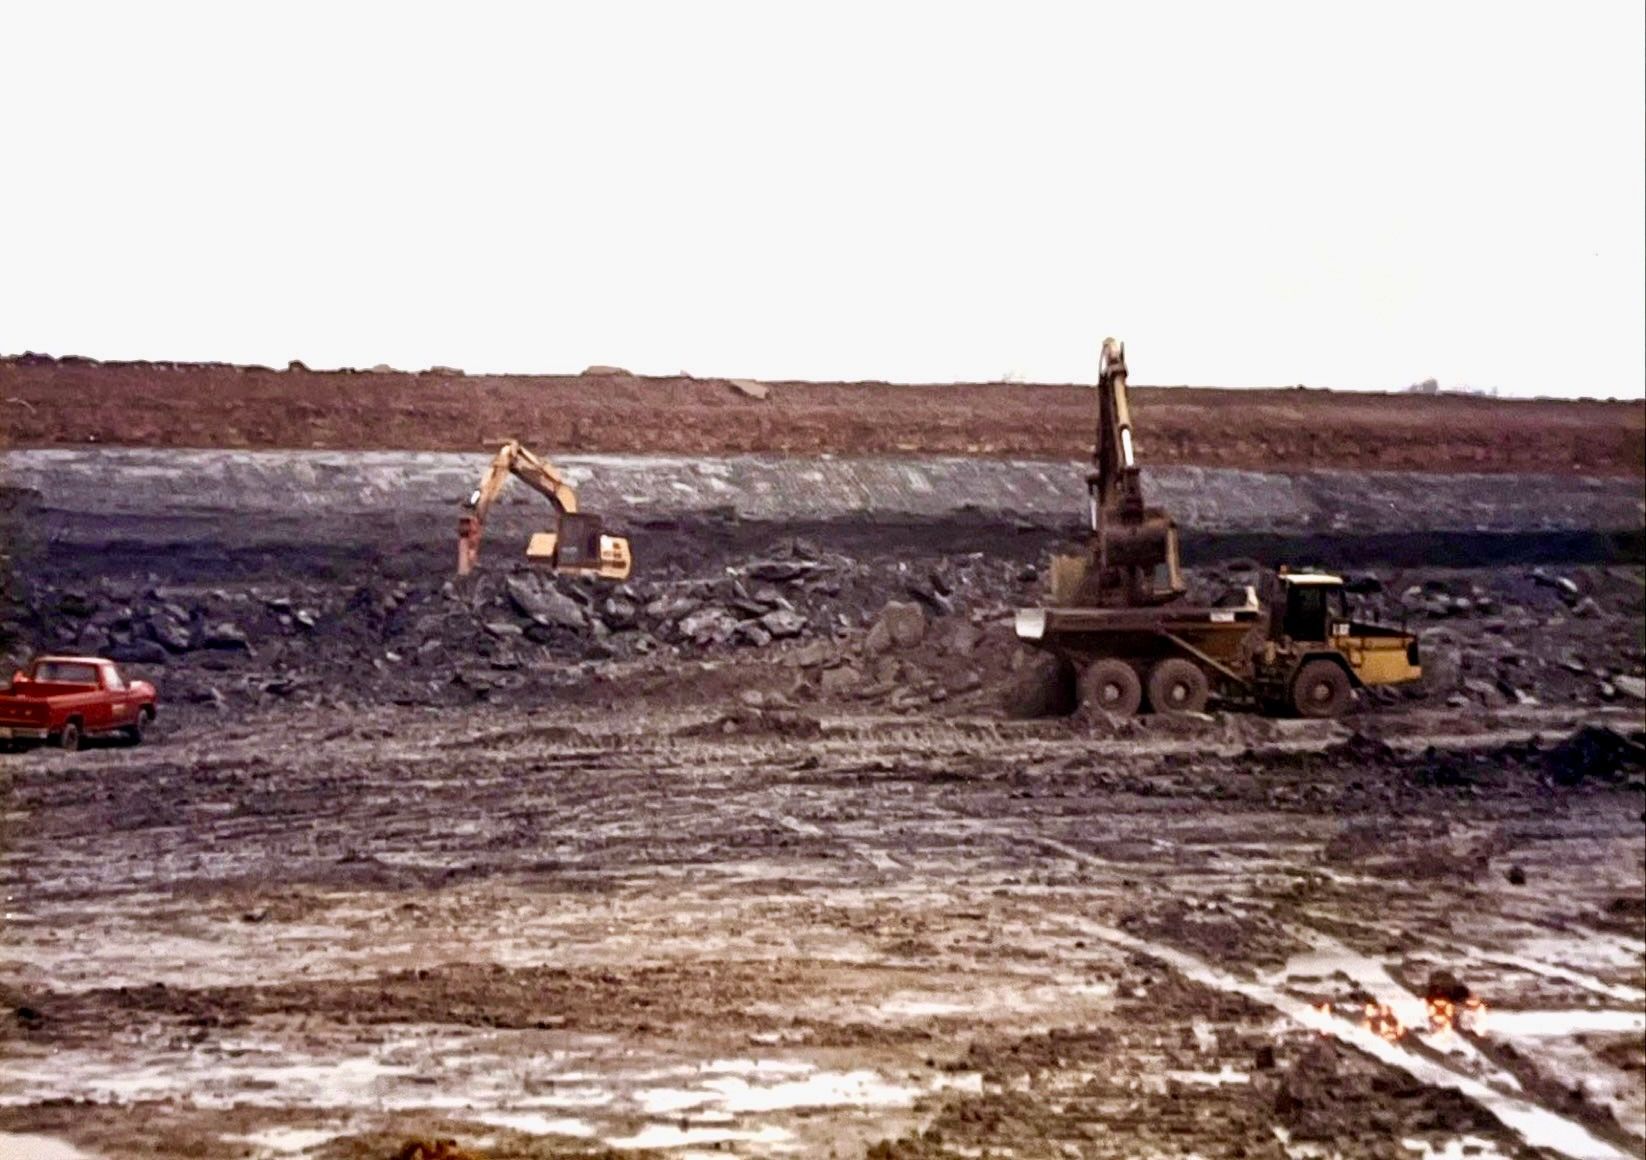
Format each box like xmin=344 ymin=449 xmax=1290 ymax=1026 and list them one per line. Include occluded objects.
xmin=59 ymin=720 xmax=83 ymax=752
xmin=1147 ymin=657 xmax=1210 ymax=715
xmin=1078 ymin=659 xmax=1142 ymax=717
xmin=1292 ymin=660 xmax=1353 ymax=719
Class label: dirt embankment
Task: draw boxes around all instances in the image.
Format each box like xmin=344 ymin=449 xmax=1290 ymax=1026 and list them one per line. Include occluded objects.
xmin=3 ymin=354 xmax=1641 ymax=475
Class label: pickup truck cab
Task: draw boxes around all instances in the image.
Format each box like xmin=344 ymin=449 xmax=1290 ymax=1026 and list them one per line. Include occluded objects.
xmin=0 ymin=656 xmax=158 ymax=750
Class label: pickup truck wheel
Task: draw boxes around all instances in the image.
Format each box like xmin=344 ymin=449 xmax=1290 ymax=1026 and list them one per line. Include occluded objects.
xmin=60 ymin=721 xmax=83 ymax=752
xmin=1147 ymin=657 xmax=1210 ymax=715
xmin=123 ymin=712 xmax=148 ymax=746
xmin=1292 ymin=660 xmax=1353 ymax=719
xmin=1078 ymin=659 xmax=1143 ymax=717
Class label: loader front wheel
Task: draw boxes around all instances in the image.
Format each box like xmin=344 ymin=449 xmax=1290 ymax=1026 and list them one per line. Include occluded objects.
xmin=1078 ymin=659 xmax=1143 ymax=718
xmin=1291 ymin=660 xmax=1353 ymax=719
xmin=1147 ymin=657 xmax=1210 ymax=715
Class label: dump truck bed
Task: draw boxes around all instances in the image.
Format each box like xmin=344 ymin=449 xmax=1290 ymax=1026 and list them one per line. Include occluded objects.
xmin=1015 ymin=600 xmax=1266 ymax=689
xmin=1015 ymin=601 xmax=1262 ymax=639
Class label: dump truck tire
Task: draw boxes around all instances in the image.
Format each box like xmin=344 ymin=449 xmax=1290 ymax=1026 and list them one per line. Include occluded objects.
xmin=1292 ymin=659 xmax=1353 ymax=719
xmin=1147 ymin=657 xmax=1210 ymax=715
xmin=1003 ymin=653 xmax=1076 ymax=718
xmin=1078 ymin=659 xmax=1143 ymax=717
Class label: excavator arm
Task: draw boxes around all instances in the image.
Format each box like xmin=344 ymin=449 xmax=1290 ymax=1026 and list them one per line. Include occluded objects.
xmin=1089 ymin=337 xmax=1141 ymax=528
xmin=465 ymin=441 xmax=580 ymax=523
xmin=1072 ymin=338 xmax=1184 ymax=606
xmin=456 ymin=441 xmax=632 ymax=581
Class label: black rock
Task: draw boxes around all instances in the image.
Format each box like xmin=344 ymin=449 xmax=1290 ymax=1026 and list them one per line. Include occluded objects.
xmin=202 ymin=622 xmax=251 ymax=651
xmin=150 ymin=617 xmax=193 ymax=652
xmin=109 ymin=639 xmax=168 ymax=665
xmin=736 ymin=621 xmax=773 ymax=648
xmin=747 ymin=559 xmax=814 ymax=583
xmin=759 ymin=608 xmax=807 ymax=639
xmin=506 ymin=577 xmax=586 ymax=631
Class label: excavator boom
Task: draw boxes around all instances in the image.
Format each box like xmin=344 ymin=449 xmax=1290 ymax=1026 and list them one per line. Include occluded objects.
xmin=1056 ymin=337 xmax=1184 ymax=607
xmin=456 ymin=441 xmax=632 ymax=581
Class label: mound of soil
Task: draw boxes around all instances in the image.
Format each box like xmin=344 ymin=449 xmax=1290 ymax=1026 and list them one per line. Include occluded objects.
xmin=5 ymin=354 xmax=1641 ymax=475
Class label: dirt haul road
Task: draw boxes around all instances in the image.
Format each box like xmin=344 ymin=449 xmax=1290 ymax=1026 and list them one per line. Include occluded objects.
xmin=1 ymin=698 xmax=1643 ymax=1160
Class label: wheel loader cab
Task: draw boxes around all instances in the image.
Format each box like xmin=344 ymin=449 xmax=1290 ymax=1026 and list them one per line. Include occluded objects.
xmin=1272 ymin=573 xmax=1343 ymax=645
xmin=1277 ymin=572 xmax=1343 ymax=641
xmin=1271 ymin=571 xmax=1422 ymax=693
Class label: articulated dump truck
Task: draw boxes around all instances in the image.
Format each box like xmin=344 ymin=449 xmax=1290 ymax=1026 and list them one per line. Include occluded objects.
xmin=1013 ymin=339 xmax=1421 ymax=719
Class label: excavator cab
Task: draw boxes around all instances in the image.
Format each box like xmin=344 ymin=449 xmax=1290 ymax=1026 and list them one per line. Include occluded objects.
xmin=525 ymin=513 xmax=633 ymax=580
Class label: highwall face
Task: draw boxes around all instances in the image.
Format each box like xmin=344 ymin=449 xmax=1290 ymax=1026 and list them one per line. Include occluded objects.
xmin=2 ymin=449 xmax=1642 ymax=581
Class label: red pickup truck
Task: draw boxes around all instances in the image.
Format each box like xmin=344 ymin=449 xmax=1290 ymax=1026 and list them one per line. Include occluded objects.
xmin=0 ymin=656 xmax=158 ymax=751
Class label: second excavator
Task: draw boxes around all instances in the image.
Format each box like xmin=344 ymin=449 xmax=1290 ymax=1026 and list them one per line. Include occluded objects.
xmin=456 ymin=441 xmax=633 ymax=581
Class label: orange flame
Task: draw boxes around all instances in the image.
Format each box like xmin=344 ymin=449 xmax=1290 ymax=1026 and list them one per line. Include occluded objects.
xmin=1361 ymin=1001 xmax=1407 ymax=1042
xmin=1426 ymin=995 xmax=1488 ymax=1038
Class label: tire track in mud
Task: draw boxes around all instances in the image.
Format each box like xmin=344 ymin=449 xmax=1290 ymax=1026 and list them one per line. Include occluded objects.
xmin=1060 ymin=916 xmax=1640 ymax=1160
xmin=5 ymin=705 xmax=1643 ymax=1158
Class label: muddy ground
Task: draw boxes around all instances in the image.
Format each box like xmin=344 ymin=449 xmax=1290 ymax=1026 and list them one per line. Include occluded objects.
xmin=2 ymin=695 xmax=1643 ymax=1160
xmin=2 ymin=518 xmax=1644 ymax=1159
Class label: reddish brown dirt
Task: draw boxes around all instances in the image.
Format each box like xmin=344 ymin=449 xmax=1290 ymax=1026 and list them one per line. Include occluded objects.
xmin=3 ymin=355 xmax=1641 ymax=475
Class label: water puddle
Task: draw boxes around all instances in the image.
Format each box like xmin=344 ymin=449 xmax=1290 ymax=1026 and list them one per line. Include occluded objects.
xmin=875 ymin=995 xmax=973 ymax=1018
xmin=1067 ymin=917 xmax=1639 ymax=1160
xmin=0 ymin=1136 xmax=98 ymax=1160
xmin=227 ymin=1128 xmax=340 ymax=1156
xmin=1474 ymin=949 xmax=1646 ymax=1006
xmin=1275 ymin=941 xmax=1431 ymax=1027
xmin=1485 ymin=1010 xmax=1645 ymax=1037
xmin=637 ymin=1067 xmax=921 ymax=1117
xmin=1402 ymin=1136 xmax=1516 ymax=1159
xmin=1166 ymin=1066 xmax=1250 ymax=1086
xmin=470 ymin=1112 xmax=595 ymax=1137
xmin=604 ymin=1123 xmax=793 ymax=1149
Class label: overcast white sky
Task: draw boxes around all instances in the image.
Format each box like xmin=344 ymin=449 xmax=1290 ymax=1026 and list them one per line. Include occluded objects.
xmin=2 ymin=2 xmax=1641 ymax=396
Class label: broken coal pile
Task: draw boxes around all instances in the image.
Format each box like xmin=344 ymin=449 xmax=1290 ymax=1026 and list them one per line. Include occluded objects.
xmin=1412 ymin=724 xmax=1646 ymax=788
xmin=1251 ymin=725 xmax=1646 ymax=793
xmin=1539 ymin=724 xmax=1646 ymax=785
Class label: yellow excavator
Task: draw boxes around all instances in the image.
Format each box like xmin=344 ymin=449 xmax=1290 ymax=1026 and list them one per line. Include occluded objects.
xmin=456 ymin=441 xmax=633 ymax=580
